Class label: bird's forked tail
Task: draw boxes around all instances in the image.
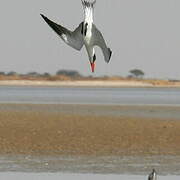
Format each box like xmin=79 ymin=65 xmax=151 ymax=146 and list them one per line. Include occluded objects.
xmin=81 ymin=0 xmax=96 ymax=23
xmin=81 ymin=0 xmax=96 ymax=9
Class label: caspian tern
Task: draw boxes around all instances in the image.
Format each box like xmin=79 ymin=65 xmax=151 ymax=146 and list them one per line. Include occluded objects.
xmin=41 ymin=0 xmax=112 ymax=72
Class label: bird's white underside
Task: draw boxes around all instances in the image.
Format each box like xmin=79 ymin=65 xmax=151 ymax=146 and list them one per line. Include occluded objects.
xmin=83 ymin=2 xmax=94 ymax=51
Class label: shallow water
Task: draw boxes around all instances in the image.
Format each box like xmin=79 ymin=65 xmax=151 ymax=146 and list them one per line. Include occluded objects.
xmin=0 ymin=173 xmax=179 ymax=180
xmin=0 ymin=155 xmax=180 ymax=175
xmin=0 ymin=86 xmax=180 ymax=105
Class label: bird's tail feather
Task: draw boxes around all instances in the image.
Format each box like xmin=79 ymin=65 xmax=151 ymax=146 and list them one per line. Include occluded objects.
xmin=81 ymin=0 xmax=96 ymax=9
xmin=81 ymin=0 xmax=96 ymax=22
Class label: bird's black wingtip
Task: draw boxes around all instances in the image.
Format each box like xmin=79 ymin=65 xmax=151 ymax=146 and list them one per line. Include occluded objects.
xmin=108 ymin=48 xmax=112 ymax=63
xmin=40 ymin=14 xmax=45 ymax=18
xmin=40 ymin=14 xmax=48 ymax=21
xmin=40 ymin=14 xmax=50 ymax=24
xmin=109 ymin=49 xmax=112 ymax=60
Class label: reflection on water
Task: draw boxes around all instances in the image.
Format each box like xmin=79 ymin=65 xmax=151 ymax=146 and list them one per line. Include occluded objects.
xmin=0 ymin=155 xmax=180 ymax=175
xmin=0 ymin=86 xmax=180 ymax=105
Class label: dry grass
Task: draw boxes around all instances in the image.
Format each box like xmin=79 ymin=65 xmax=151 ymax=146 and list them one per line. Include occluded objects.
xmin=1 ymin=75 xmax=180 ymax=87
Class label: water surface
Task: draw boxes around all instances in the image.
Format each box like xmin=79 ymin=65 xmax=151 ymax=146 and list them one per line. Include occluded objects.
xmin=0 ymin=173 xmax=179 ymax=180
xmin=0 ymin=155 xmax=180 ymax=175
xmin=0 ymin=86 xmax=180 ymax=105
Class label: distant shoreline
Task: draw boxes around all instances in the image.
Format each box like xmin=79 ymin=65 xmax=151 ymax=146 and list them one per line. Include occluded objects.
xmin=0 ymin=80 xmax=180 ymax=87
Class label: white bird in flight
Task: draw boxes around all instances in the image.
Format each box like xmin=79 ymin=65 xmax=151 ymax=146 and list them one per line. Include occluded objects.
xmin=41 ymin=0 xmax=112 ymax=72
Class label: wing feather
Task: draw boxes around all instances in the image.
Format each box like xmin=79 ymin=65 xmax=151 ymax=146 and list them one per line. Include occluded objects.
xmin=41 ymin=14 xmax=84 ymax=51
xmin=91 ymin=24 xmax=112 ymax=63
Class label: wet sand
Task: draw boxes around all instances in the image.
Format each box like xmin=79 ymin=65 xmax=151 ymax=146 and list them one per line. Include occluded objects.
xmin=0 ymin=104 xmax=180 ymax=156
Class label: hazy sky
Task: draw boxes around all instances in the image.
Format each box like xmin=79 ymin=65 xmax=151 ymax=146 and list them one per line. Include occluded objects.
xmin=0 ymin=0 xmax=180 ymax=78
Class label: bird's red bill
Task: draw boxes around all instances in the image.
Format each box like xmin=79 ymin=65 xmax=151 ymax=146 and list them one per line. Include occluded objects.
xmin=90 ymin=62 xmax=95 ymax=73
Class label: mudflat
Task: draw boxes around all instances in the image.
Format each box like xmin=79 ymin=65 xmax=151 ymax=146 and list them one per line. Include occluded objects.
xmin=0 ymin=104 xmax=180 ymax=156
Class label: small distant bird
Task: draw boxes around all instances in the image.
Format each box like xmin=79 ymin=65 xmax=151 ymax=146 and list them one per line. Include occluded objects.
xmin=148 ymin=169 xmax=157 ymax=180
xmin=41 ymin=0 xmax=112 ymax=73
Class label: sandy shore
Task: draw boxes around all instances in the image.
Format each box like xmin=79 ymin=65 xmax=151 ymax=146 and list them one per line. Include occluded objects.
xmin=0 ymin=104 xmax=179 ymax=156
xmin=0 ymin=80 xmax=180 ymax=87
xmin=0 ymin=80 xmax=152 ymax=87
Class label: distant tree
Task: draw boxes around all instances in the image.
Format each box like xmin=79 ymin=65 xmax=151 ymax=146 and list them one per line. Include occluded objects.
xmin=7 ymin=71 xmax=18 ymax=76
xmin=56 ymin=69 xmax=81 ymax=77
xmin=129 ymin=69 xmax=145 ymax=78
xmin=26 ymin=72 xmax=40 ymax=77
xmin=43 ymin=72 xmax=50 ymax=77
xmin=0 ymin=72 xmax=5 ymax=75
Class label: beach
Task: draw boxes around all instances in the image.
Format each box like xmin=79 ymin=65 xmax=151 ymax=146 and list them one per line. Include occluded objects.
xmin=0 ymin=79 xmax=180 ymax=87
xmin=0 ymin=103 xmax=180 ymax=156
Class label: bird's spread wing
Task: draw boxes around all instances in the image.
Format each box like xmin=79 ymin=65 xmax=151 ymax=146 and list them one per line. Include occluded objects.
xmin=91 ymin=24 xmax=112 ymax=63
xmin=41 ymin=14 xmax=84 ymax=51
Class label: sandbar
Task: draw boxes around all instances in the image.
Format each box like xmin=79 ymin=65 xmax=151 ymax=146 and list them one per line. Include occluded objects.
xmin=0 ymin=104 xmax=179 ymax=156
